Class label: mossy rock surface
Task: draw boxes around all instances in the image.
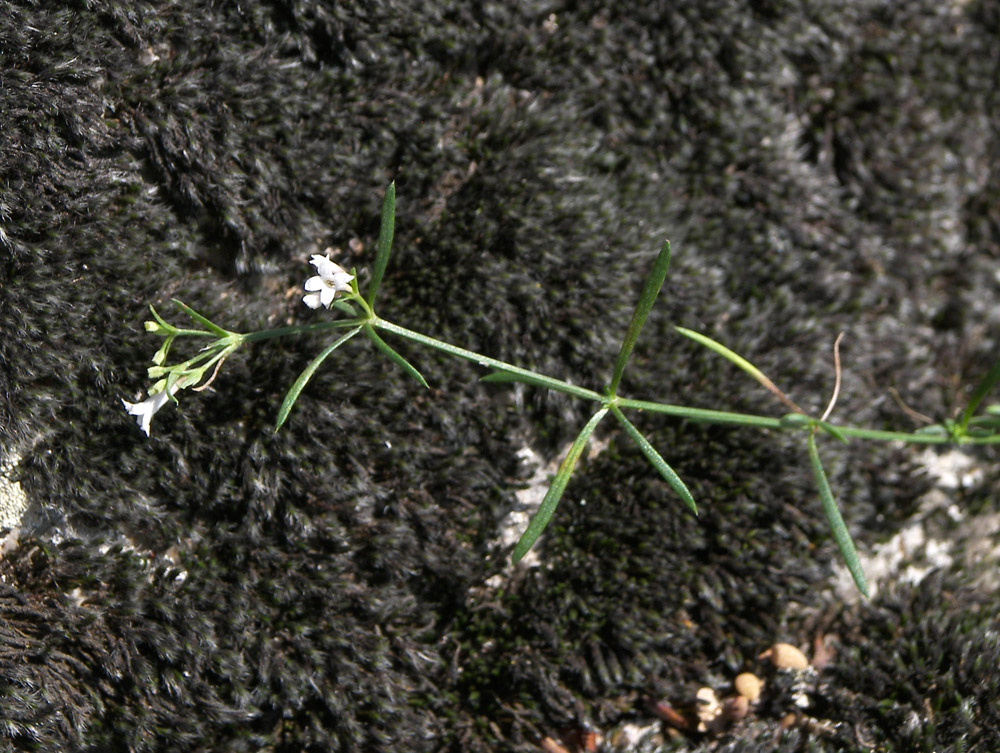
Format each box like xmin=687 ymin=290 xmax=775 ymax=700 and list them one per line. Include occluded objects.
xmin=1 ymin=1 xmax=999 ymax=751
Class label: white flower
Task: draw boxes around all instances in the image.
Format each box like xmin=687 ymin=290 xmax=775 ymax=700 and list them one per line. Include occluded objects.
xmin=303 ymin=252 xmax=354 ymax=309
xmin=121 ymin=382 xmax=180 ymax=437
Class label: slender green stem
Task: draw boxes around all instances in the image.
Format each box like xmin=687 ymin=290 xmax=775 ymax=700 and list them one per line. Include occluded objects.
xmin=173 ymin=344 xmax=231 ymax=374
xmin=616 ymin=398 xmax=786 ymax=429
xmin=816 ymin=423 xmax=999 ymax=445
xmin=616 ymin=398 xmax=1000 ymax=444
xmin=172 ymin=307 xmax=1000 ymax=447
xmin=170 ymin=328 xmax=219 ymax=338
xmin=824 ymin=425 xmax=953 ymax=444
xmin=352 ymin=292 xmax=375 ymax=320
xmin=372 ymin=317 xmax=605 ymax=403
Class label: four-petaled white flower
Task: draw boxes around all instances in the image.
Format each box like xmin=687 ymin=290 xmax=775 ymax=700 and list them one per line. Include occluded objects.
xmin=121 ymin=382 xmax=181 ymax=437
xmin=303 ymin=252 xmax=354 ymax=309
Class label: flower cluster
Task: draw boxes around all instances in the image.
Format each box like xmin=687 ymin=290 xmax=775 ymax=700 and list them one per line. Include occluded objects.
xmin=122 ymin=252 xmax=357 ymax=436
xmin=121 ymin=306 xmax=240 ymax=437
xmin=303 ymin=252 xmax=354 ymax=309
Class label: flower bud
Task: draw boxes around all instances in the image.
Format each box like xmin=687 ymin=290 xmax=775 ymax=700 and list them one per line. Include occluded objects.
xmin=779 ymin=413 xmax=811 ymax=429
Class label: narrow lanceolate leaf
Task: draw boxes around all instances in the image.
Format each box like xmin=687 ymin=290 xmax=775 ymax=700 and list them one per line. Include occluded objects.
xmin=608 ymin=241 xmax=671 ymax=397
xmin=367 ymin=181 xmax=396 ymax=307
xmin=674 ymin=326 xmax=804 ymax=414
xmin=512 ymin=408 xmax=609 ymax=562
xmin=611 ymin=406 xmax=697 ymax=514
xmin=967 ymin=414 xmax=1000 ymax=430
xmin=807 ymin=431 xmax=869 ymax=598
xmin=960 ymin=356 xmax=1000 ymax=432
xmin=148 ymin=305 xmax=174 ymax=331
xmin=276 ymin=325 xmax=363 ymax=430
xmin=817 ymin=420 xmax=849 ymax=445
xmin=171 ymin=299 xmax=231 ymax=337
xmin=480 ymin=368 xmax=587 ymax=397
xmin=364 ymin=323 xmax=429 ymax=389
xmin=332 ymin=299 xmax=359 ymax=317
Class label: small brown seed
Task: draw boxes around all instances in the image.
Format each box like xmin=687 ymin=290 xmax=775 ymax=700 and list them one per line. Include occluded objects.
xmin=759 ymin=642 xmax=809 ymax=670
xmin=647 ymin=699 xmax=690 ymax=730
xmin=539 ymin=737 xmax=570 ymax=753
xmin=734 ymin=672 xmax=764 ymax=701
xmin=725 ymin=694 xmax=750 ymax=722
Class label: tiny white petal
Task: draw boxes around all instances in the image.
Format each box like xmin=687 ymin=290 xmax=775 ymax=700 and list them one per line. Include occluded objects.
xmin=329 ymin=270 xmax=354 ymax=292
xmin=309 ymin=254 xmax=332 ymax=272
xmin=302 ymin=254 xmax=354 ymax=307
xmin=310 ymin=255 xmax=335 ymax=276
xmin=313 ymin=255 xmax=351 ymax=283
xmin=121 ymin=383 xmax=179 ymax=437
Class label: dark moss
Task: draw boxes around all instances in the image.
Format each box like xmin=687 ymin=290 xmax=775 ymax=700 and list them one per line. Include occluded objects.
xmin=1 ymin=0 xmax=999 ymax=750
xmin=812 ymin=574 xmax=1000 ymax=752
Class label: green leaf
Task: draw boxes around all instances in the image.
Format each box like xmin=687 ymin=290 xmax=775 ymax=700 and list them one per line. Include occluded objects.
xmin=332 ymin=299 xmax=359 ymax=317
xmin=275 ymin=326 xmax=363 ymax=430
xmin=966 ymin=426 xmax=999 ymax=439
xmin=674 ymin=326 xmax=803 ymax=414
xmin=364 ymin=324 xmax=429 ymax=389
xmin=512 ymin=408 xmax=609 ymax=562
xmin=968 ymin=414 xmax=1000 ymax=429
xmin=817 ymin=420 xmax=849 ymax=445
xmin=147 ymin=305 xmax=175 ymax=333
xmin=480 ymin=368 xmax=576 ymax=393
xmin=608 ymin=241 xmax=671 ymax=397
xmin=960 ymin=356 xmax=1000 ymax=431
xmin=807 ymin=431 xmax=869 ymax=598
xmin=171 ymin=299 xmax=231 ymax=337
xmin=367 ymin=181 xmax=396 ymax=307
xmin=479 ymin=371 xmax=522 ymax=383
xmin=675 ymin=326 xmax=773 ymax=390
xmin=611 ymin=406 xmax=697 ymax=514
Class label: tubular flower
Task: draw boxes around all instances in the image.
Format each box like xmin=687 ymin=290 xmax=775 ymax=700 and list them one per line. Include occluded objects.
xmin=122 ymin=382 xmax=181 ymax=437
xmin=303 ymin=252 xmax=354 ymax=309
